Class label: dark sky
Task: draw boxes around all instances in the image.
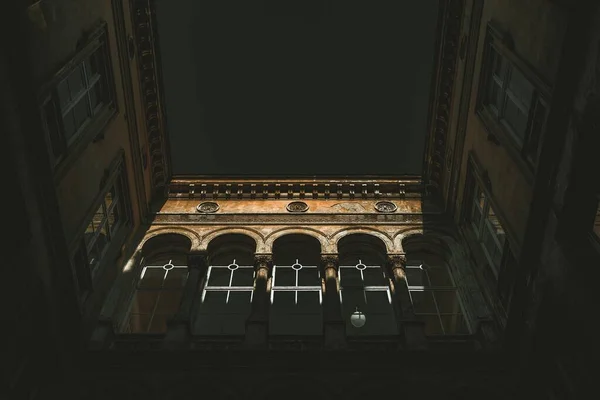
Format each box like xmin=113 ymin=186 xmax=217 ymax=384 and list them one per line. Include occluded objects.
xmin=155 ymin=0 xmax=438 ymax=176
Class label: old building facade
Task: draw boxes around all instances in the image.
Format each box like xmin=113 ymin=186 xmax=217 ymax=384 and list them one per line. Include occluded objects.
xmin=3 ymin=0 xmax=598 ymax=399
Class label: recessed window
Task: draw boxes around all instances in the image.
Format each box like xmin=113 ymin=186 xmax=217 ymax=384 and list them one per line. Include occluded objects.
xmin=71 ymin=161 xmax=130 ymax=298
xmin=269 ymin=259 xmax=323 ymax=335
xmin=195 ymin=259 xmax=255 ymax=335
xmin=123 ymin=255 xmax=189 ymax=334
xmin=478 ymin=24 xmax=549 ymax=168
xmin=469 ymin=182 xmax=506 ymax=276
xmin=405 ymin=261 xmax=470 ymax=336
xmin=338 ymin=260 xmax=397 ymax=335
xmin=83 ymin=183 xmax=124 ymax=275
xmin=40 ymin=23 xmax=116 ymax=168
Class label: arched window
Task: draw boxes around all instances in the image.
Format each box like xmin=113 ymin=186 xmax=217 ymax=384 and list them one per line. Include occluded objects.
xmin=194 ymin=234 xmax=256 ymax=335
xmin=123 ymin=253 xmax=188 ymax=333
xmin=270 ymin=234 xmax=322 ymax=335
xmin=404 ymin=249 xmax=470 ymax=336
xmin=338 ymin=234 xmax=398 ymax=336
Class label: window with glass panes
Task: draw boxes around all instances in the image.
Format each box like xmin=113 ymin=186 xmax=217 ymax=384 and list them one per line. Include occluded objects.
xmin=405 ymin=261 xmax=470 ymax=336
xmin=338 ymin=260 xmax=397 ymax=335
xmin=41 ymin=23 xmax=115 ymax=165
xmin=83 ymin=178 xmax=125 ymax=275
xmin=195 ymin=259 xmax=255 ymax=335
xmin=123 ymin=255 xmax=189 ymax=333
xmin=478 ymin=24 xmax=549 ymax=166
xmin=470 ymin=182 xmax=506 ymax=276
xmin=269 ymin=259 xmax=322 ymax=335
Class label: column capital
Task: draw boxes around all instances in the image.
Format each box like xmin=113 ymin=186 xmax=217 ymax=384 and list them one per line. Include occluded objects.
xmin=320 ymin=254 xmax=339 ymax=269
xmin=387 ymin=253 xmax=407 ymax=269
xmin=254 ymin=253 xmax=273 ymax=268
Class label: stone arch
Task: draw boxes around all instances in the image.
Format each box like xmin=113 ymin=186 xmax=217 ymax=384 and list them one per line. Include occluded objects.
xmin=140 ymin=232 xmax=193 ymax=261
xmin=336 ymin=232 xmax=390 ymax=264
xmin=140 ymin=227 xmax=201 ymax=251
xmin=201 ymin=227 xmax=266 ymax=252
xmin=206 ymin=232 xmax=258 ymax=265
xmin=330 ymin=227 xmax=394 ymax=253
xmin=393 ymin=226 xmax=457 ymax=255
xmin=265 ymin=227 xmax=330 ymax=253
xmin=397 ymin=226 xmax=488 ymax=334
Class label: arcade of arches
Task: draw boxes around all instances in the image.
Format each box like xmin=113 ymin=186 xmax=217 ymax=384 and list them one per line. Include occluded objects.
xmin=97 ymin=198 xmax=492 ymax=350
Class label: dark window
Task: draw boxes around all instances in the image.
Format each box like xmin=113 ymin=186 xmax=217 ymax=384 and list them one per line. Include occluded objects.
xmin=469 ymin=182 xmax=506 ymax=276
xmin=40 ymin=23 xmax=116 ymax=168
xmin=338 ymin=259 xmax=398 ymax=336
xmin=269 ymin=259 xmax=323 ymax=335
xmin=71 ymin=158 xmax=130 ymax=296
xmin=477 ymin=24 xmax=549 ymax=169
xmin=195 ymin=258 xmax=255 ymax=335
xmin=405 ymin=260 xmax=470 ymax=336
xmin=83 ymin=180 xmax=125 ymax=275
xmin=123 ymin=255 xmax=189 ymax=334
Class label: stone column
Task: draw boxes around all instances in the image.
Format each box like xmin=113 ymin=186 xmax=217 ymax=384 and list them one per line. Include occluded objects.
xmin=387 ymin=254 xmax=427 ymax=350
xmin=164 ymin=252 xmax=208 ymax=349
xmin=321 ymin=254 xmax=346 ymax=349
xmin=244 ymin=254 xmax=272 ymax=348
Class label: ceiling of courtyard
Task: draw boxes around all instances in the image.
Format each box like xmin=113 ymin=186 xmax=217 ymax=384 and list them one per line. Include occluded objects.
xmin=155 ymin=0 xmax=439 ymax=177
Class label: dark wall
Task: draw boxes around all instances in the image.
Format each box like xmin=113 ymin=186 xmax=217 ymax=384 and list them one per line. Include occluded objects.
xmin=155 ymin=0 xmax=438 ymax=176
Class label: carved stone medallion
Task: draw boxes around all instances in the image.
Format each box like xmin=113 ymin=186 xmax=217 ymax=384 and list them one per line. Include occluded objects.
xmin=286 ymin=201 xmax=309 ymax=213
xmin=374 ymin=201 xmax=397 ymax=213
xmin=196 ymin=201 xmax=219 ymax=213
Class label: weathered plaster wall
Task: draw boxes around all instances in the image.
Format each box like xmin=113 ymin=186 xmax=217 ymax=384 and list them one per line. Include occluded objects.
xmin=28 ymin=0 xmax=147 ymax=250
xmin=454 ymin=0 xmax=568 ymax=246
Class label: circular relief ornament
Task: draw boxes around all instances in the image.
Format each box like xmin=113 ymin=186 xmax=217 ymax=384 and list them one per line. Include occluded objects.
xmin=196 ymin=201 xmax=219 ymax=213
xmin=286 ymin=201 xmax=309 ymax=213
xmin=375 ymin=201 xmax=397 ymax=213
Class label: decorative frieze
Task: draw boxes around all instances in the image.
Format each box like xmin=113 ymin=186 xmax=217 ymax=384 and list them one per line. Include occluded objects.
xmin=151 ymin=212 xmax=435 ymax=225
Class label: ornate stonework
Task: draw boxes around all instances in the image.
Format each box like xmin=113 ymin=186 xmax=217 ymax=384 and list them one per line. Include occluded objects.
xmin=424 ymin=0 xmax=465 ymax=193
xmin=152 ymin=213 xmax=432 ymax=225
xmin=387 ymin=254 xmax=408 ymax=270
xmin=254 ymin=254 xmax=273 ymax=268
xmin=374 ymin=201 xmax=398 ymax=213
xmin=168 ymin=179 xmax=423 ymax=200
xmin=196 ymin=201 xmax=219 ymax=213
xmin=133 ymin=0 xmax=169 ymax=194
xmin=286 ymin=201 xmax=309 ymax=213
xmin=320 ymin=254 xmax=339 ymax=269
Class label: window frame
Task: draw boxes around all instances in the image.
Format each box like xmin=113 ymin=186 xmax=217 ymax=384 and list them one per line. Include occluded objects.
xmin=194 ymin=259 xmax=255 ymax=336
xmin=404 ymin=261 xmax=471 ymax=336
xmin=269 ymin=259 xmax=323 ymax=335
xmin=122 ymin=257 xmax=189 ymax=334
xmin=469 ymin=182 xmax=507 ymax=277
xmin=70 ymin=151 xmax=132 ymax=301
xmin=462 ymin=153 xmax=520 ymax=318
xmin=476 ymin=21 xmax=551 ymax=178
xmin=338 ymin=260 xmax=398 ymax=336
xmin=38 ymin=21 xmax=118 ymax=179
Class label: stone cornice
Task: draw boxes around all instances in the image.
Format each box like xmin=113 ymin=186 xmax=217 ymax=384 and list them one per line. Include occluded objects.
xmin=168 ymin=178 xmax=425 ymax=200
xmin=424 ymin=0 xmax=465 ymax=195
xmin=133 ymin=0 xmax=169 ymax=194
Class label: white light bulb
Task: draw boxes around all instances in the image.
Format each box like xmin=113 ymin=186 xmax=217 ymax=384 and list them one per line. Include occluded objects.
xmin=350 ymin=307 xmax=367 ymax=328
